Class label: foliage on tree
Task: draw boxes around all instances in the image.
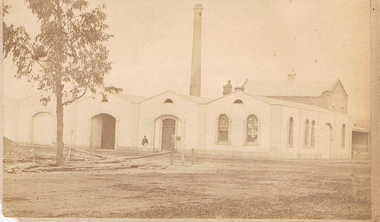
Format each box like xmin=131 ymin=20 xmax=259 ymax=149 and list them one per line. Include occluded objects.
xmin=3 ymin=0 xmax=122 ymax=166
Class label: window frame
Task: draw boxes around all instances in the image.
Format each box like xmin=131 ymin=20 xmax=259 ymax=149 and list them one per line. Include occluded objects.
xmin=215 ymin=114 xmax=231 ymax=145
xmin=311 ymin=120 xmax=316 ymax=147
xmin=287 ymin=117 xmax=294 ymax=147
xmin=341 ymin=124 xmax=346 ymax=149
xmin=304 ymin=119 xmax=310 ymax=147
xmin=233 ymin=99 xmax=244 ymax=104
xmin=244 ymin=114 xmax=260 ymax=146
xmin=164 ymin=99 xmax=174 ymax=104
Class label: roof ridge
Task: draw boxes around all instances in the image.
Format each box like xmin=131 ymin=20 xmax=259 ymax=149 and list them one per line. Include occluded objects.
xmin=243 ymin=79 xmax=342 ymax=97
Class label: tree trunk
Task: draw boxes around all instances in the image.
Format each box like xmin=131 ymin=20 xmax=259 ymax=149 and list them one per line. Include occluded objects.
xmin=56 ymin=83 xmax=65 ymax=166
xmin=55 ymin=0 xmax=65 ymax=166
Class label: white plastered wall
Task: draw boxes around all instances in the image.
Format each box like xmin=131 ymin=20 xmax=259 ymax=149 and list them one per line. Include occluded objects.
xmin=205 ymin=92 xmax=272 ymax=153
xmin=73 ymin=94 xmax=137 ymax=150
xmin=3 ymin=98 xmax=20 ymax=142
xmin=16 ymin=93 xmax=56 ymax=145
xmin=279 ymin=106 xmax=352 ymax=159
xmin=137 ymin=91 xmax=201 ymax=151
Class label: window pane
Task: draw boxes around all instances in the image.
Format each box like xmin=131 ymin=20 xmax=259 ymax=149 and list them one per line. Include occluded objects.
xmin=311 ymin=121 xmax=316 ymax=147
xmin=247 ymin=115 xmax=258 ymax=143
xmin=342 ymin=124 xmax=346 ymax=148
xmin=304 ymin=120 xmax=309 ymax=146
xmin=288 ymin=118 xmax=294 ymax=146
xmin=218 ymin=114 xmax=228 ymax=127
xmin=218 ymin=114 xmax=229 ymax=142
xmin=219 ymin=130 xmax=228 ymax=142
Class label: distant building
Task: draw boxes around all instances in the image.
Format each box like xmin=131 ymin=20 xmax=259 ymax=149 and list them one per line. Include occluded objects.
xmin=241 ymin=74 xmax=348 ymax=114
xmin=351 ymin=124 xmax=371 ymax=159
xmin=3 ymin=4 xmax=360 ymax=159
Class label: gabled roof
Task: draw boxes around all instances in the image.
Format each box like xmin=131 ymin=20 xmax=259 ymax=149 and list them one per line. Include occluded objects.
xmin=4 ymin=92 xmax=49 ymax=102
xmin=253 ymin=95 xmax=331 ymax=113
xmin=139 ymin=90 xmax=214 ymax=105
xmin=178 ymin=94 xmax=214 ymax=104
xmin=73 ymin=93 xmax=148 ymax=104
xmin=4 ymin=92 xmax=148 ymax=105
xmin=242 ymin=79 xmax=345 ymax=97
xmin=211 ymin=90 xmax=331 ymax=113
xmin=114 ymin=94 xmax=149 ymax=104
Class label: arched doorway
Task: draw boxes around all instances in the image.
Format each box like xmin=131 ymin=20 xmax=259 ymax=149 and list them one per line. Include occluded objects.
xmin=91 ymin=114 xmax=116 ymax=149
xmin=322 ymin=123 xmax=333 ymax=159
xmin=32 ymin=112 xmax=56 ymax=145
xmin=162 ymin=118 xmax=176 ymax=151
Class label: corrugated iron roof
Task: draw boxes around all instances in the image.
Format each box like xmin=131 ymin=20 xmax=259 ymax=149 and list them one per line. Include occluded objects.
xmin=113 ymin=94 xmax=148 ymax=104
xmin=243 ymin=79 xmax=338 ymax=97
xmin=253 ymin=95 xmax=331 ymax=112
xmin=178 ymin=94 xmax=214 ymax=104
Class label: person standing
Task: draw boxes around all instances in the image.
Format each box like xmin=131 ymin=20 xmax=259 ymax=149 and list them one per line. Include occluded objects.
xmin=142 ymin=135 xmax=148 ymax=151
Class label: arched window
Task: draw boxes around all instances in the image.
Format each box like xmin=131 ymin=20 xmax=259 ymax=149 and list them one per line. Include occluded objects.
xmin=234 ymin=99 xmax=243 ymax=104
xmin=342 ymin=124 xmax=346 ymax=148
xmin=304 ymin=120 xmax=310 ymax=146
xmin=164 ymin=99 xmax=173 ymax=103
xmin=311 ymin=121 xmax=316 ymax=147
xmin=246 ymin=115 xmax=259 ymax=145
xmin=288 ymin=117 xmax=294 ymax=146
xmin=218 ymin=114 xmax=229 ymax=143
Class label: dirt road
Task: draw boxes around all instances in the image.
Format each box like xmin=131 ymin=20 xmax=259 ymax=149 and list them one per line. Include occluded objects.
xmin=3 ymin=154 xmax=371 ymax=219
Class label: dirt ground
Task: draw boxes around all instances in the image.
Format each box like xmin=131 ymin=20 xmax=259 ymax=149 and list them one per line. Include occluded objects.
xmin=2 ymin=147 xmax=371 ymax=219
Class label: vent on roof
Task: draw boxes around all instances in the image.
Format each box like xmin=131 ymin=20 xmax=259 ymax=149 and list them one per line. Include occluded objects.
xmin=288 ymin=72 xmax=296 ymax=82
xmin=234 ymin=99 xmax=243 ymax=104
xmin=101 ymin=93 xmax=108 ymax=102
xmin=164 ymin=99 xmax=173 ymax=103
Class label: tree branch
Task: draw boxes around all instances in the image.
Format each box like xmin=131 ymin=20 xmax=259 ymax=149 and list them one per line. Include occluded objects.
xmin=62 ymin=87 xmax=87 ymax=106
xmin=35 ymin=59 xmax=49 ymax=73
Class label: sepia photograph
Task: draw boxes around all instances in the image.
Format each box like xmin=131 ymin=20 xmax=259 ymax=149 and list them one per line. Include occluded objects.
xmin=1 ymin=0 xmax=377 ymax=220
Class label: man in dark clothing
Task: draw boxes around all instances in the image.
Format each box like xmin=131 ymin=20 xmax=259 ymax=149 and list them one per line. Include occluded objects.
xmin=142 ymin=135 xmax=148 ymax=151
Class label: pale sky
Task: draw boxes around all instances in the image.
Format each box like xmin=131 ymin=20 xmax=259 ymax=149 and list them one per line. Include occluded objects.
xmin=3 ymin=0 xmax=371 ymax=122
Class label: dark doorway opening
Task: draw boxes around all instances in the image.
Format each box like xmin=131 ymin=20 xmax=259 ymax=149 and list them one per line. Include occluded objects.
xmin=91 ymin=114 xmax=116 ymax=149
xmin=162 ymin=119 xmax=176 ymax=151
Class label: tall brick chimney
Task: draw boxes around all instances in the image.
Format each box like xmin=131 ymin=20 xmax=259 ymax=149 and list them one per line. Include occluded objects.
xmin=189 ymin=4 xmax=203 ymax=97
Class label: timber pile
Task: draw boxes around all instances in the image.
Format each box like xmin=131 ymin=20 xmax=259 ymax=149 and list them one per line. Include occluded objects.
xmin=20 ymin=162 xmax=169 ymax=173
xmin=94 ymin=151 xmax=171 ymax=164
xmin=4 ymin=142 xmax=172 ymax=173
xmin=3 ymin=137 xmax=35 ymax=162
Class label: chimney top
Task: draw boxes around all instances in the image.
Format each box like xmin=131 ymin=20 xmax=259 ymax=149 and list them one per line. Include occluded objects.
xmin=288 ymin=72 xmax=296 ymax=82
xmin=223 ymin=80 xmax=232 ymax=96
xmin=193 ymin=4 xmax=203 ymax=16
xmin=189 ymin=3 xmax=203 ymax=97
